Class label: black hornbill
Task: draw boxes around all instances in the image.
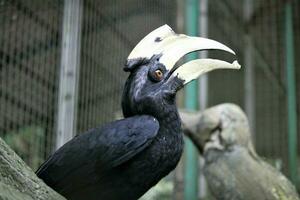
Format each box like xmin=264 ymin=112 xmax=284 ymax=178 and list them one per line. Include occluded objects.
xmin=36 ymin=25 xmax=240 ymax=200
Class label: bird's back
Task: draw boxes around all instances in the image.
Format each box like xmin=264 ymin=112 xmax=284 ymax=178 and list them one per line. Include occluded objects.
xmin=37 ymin=115 xmax=183 ymax=200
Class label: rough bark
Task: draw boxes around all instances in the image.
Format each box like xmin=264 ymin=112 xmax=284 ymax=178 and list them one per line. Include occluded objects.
xmin=179 ymin=104 xmax=300 ymax=200
xmin=0 ymin=137 xmax=66 ymax=200
xmin=203 ymin=147 xmax=299 ymax=200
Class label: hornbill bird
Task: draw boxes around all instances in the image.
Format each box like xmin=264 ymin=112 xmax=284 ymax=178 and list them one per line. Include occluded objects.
xmin=36 ymin=25 xmax=240 ymax=200
xmin=181 ymin=104 xmax=299 ymax=200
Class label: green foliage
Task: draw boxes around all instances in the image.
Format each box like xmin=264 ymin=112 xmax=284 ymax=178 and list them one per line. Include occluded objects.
xmin=3 ymin=126 xmax=45 ymax=171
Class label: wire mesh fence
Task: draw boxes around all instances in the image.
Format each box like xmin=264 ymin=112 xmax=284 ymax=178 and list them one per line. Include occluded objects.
xmin=0 ymin=0 xmax=177 ymax=198
xmin=207 ymin=0 xmax=300 ymax=178
xmin=0 ymin=0 xmax=63 ymax=170
xmin=77 ymin=0 xmax=177 ymax=134
xmin=0 ymin=0 xmax=299 ymax=199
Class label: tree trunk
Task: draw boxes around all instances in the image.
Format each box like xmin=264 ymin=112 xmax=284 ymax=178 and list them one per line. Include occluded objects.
xmin=0 ymin=137 xmax=66 ymax=200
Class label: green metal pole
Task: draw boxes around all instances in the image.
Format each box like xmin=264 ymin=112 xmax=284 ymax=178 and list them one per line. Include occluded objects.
xmin=284 ymin=1 xmax=298 ymax=185
xmin=184 ymin=0 xmax=199 ymax=199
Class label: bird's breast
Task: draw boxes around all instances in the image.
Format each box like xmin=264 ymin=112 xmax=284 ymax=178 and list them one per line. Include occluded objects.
xmin=124 ymin=121 xmax=183 ymax=188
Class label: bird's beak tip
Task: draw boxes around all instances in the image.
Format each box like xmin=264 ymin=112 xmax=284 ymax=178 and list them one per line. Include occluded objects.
xmin=232 ymin=60 xmax=241 ymax=69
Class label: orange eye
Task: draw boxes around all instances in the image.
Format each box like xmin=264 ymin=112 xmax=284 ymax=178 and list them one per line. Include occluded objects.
xmin=154 ymin=69 xmax=163 ymax=79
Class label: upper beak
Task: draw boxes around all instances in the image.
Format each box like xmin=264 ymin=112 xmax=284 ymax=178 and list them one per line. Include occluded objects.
xmin=128 ymin=24 xmax=241 ymax=85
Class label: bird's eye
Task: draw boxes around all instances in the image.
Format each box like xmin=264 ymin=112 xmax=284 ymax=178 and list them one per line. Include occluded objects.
xmin=154 ymin=70 xmax=163 ymax=80
xmin=148 ymin=66 xmax=165 ymax=82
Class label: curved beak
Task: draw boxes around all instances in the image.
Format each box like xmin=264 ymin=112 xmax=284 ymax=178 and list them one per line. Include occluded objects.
xmin=127 ymin=24 xmax=241 ymax=85
xmin=173 ymin=59 xmax=240 ymax=85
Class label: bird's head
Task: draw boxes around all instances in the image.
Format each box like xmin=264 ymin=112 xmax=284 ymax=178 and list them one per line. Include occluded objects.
xmin=122 ymin=25 xmax=240 ymax=119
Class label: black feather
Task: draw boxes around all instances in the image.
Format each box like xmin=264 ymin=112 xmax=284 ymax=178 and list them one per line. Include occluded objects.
xmin=37 ymin=115 xmax=159 ymax=199
xmin=37 ymin=56 xmax=184 ymax=200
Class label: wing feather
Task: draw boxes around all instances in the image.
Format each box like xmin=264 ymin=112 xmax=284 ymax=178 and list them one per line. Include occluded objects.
xmin=36 ymin=115 xmax=159 ymax=193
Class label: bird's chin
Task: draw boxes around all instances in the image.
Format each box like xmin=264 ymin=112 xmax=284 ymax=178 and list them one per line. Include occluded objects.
xmin=164 ymin=73 xmax=185 ymax=93
xmin=162 ymin=92 xmax=176 ymax=105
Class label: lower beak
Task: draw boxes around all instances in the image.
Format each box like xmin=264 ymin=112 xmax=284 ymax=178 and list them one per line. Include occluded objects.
xmin=173 ymin=59 xmax=241 ymax=85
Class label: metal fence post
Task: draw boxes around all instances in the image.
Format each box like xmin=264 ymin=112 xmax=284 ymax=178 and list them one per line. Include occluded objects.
xmin=56 ymin=0 xmax=83 ymax=149
xmin=243 ymin=0 xmax=256 ymax=140
xmin=284 ymin=1 xmax=298 ymax=185
xmin=198 ymin=0 xmax=208 ymax=112
xmin=198 ymin=0 xmax=208 ymax=198
xmin=184 ymin=0 xmax=199 ymax=199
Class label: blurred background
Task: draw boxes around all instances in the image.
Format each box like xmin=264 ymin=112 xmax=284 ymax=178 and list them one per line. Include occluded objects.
xmin=0 ymin=0 xmax=299 ymax=199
